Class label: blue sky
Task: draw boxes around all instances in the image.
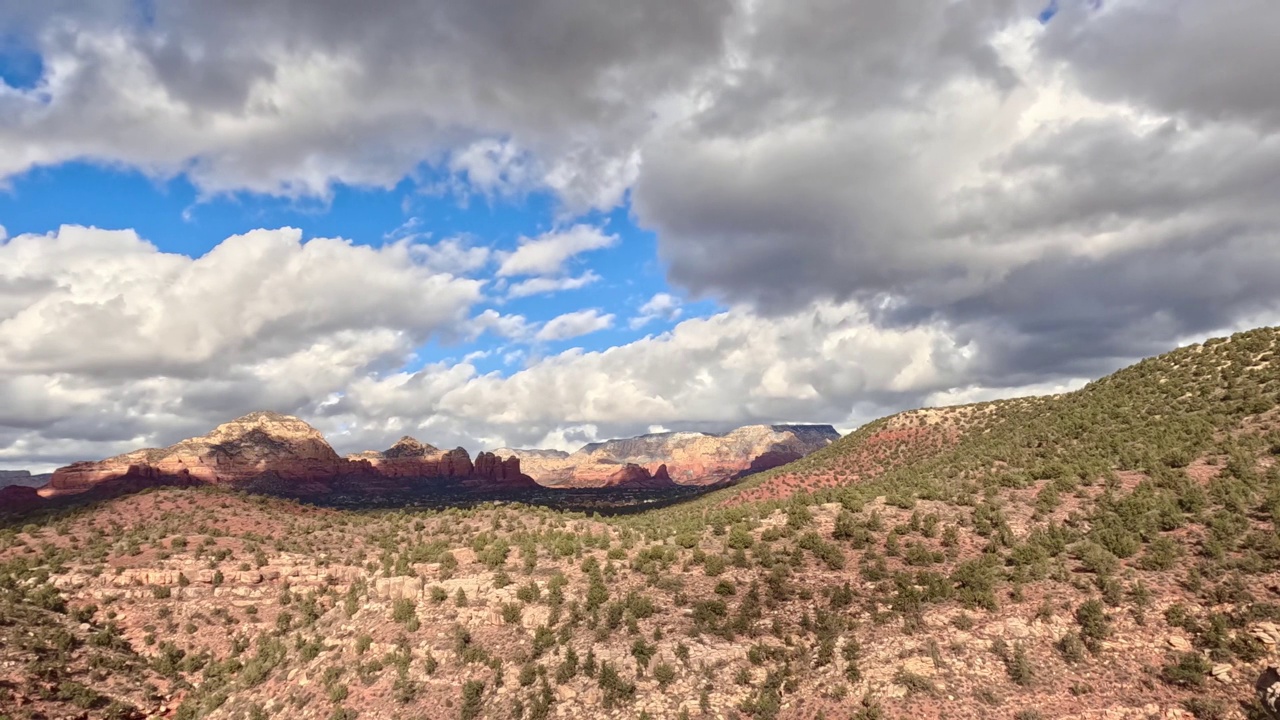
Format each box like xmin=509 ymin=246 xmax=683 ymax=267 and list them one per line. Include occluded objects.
xmin=0 ymin=161 xmax=715 ymax=379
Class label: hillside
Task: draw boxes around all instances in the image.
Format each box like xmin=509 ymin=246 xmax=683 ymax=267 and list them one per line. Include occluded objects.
xmin=1 ymin=328 xmax=1279 ymax=719
xmin=718 ymin=326 xmax=1280 ymax=512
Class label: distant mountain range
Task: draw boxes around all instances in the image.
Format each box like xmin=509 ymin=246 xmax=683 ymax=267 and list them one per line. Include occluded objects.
xmin=1 ymin=413 xmax=838 ymax=512
xmin=0 ymin=470 xmax=52 ymax=489
xmin=493 ymin=424 xmax=839 ymax=487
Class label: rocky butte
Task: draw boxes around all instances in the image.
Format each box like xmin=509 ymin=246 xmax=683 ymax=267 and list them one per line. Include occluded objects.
xmin=42 ymin=411 xmax=538 ymax=503
xmin=495 ymin=424 xmax=839 ymax=488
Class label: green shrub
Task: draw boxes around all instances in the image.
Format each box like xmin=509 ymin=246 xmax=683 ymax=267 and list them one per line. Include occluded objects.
xmin=459 ymin=680 xmax=485 ymax=720
xmin=1161 ymin=652 xmax=1211 ymax=688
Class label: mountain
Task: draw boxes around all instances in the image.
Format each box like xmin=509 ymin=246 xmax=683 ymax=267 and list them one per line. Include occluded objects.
xmin=502 ymin=423 xmax=839 ymax=487
xmin=40 ymin=411 xmax=538 ymax=505
xmin=348 ymin=436 xmax=535 ymax=491
xmin=0 ymin=470 xmax=51 ymax=489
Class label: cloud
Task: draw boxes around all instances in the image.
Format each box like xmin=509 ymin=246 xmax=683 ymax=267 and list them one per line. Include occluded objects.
xmin=448 ymin=139 xmax=534 ymax=198
xmin=0 ymin=224 xmax=488 ymax=469
xmin=470 ymin=309 xmax=533 ymax=341
xmin=0 ymin=0 xmax=734 ymax=209
xmin=0 ymin=226 xmax=482 ymax=377
xmin=409 ymin=237 xmax=492 ymax=275
xmin=626 ymin=1 xmax=1280 ymax=389
xmin=496 ymin=225 xmax=617 ymax=277
xmin=630 ymin=292 xmax=683 ymax=329
xmin=319 ymin=299 xmax=990 ymax=453
xmin=506 ymin=271 xmax=601 ymax=299
xmin=4 ymin=1 xmax=1280 ymax=471
xmin=534 ymin=309 xmax=615 ymax=342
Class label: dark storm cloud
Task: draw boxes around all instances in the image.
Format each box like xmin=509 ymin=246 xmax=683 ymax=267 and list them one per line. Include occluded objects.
xmin=632 ymin=0 xmax=1280 ymax=391
xmin=1038 ymin=0 xmax=1280 ymax=132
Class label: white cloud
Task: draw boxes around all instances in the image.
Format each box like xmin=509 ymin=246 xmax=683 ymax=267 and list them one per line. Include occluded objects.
xmin=408 ymin=237 xmax=492 ymax=275
xmin=496 ymin=225 xmax=617 ymax=277
xmin=0 ymin=226 xmax=482 ymax=377
xmin=470 ymin=309 xmax=533 ymax=341
xmin=629 ymin=292 xmax=683 ymax=329
xmin=506 ymin=271 xmax=601 ymax=299
xmin=534 ymin=309 xmax=616 ymax=342
xmin=448 ymin=139 xmax=534 ymax=198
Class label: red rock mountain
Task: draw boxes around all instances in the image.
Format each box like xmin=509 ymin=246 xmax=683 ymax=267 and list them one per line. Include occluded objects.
xmin=43 ymin=412 xmax=537 ymax=502
xmin=494 ymin=424 xmax=839 ymax=488
xmin=348 ymin=436 xmax=534 ymax=491
xmin=0 ymin=485 xmax=40 ymax=513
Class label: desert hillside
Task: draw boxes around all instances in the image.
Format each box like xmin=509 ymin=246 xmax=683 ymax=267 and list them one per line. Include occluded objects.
xmin=2 ymin=328 xmax=1279 ymax=719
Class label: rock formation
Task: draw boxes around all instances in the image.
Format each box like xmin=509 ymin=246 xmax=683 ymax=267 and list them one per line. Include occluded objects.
xmin=500 ymin=424 xmax=839 ymax=487
xmin=51 ymin=412 xmax=345 ymax=494
xmin=350 ymin=438 xmax=537 ymax=491
xmin=44 ymin=412 xmax=538 ymax=503
xmin=0 ymin=484 xmax=41 ymax=513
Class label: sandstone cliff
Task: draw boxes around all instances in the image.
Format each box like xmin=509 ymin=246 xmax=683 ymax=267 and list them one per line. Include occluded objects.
xmin=50 ymin=412 xmax=345 ymax=495
xmin=349 ymin=437 xmax=537 ymax=491
xmin=500 ymin=424 xmax=839 ymax=487
xmin=45 ymin=412 xmax=538 ymax=502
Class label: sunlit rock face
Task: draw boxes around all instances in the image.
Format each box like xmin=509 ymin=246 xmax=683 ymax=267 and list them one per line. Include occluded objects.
xmin=47 ymin=412 xmax=537 ymax=501
xmin=500 ymin=424 xmax=839 ymax=487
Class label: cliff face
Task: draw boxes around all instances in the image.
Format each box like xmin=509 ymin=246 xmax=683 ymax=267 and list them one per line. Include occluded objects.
xmin=50 ymin=412 xmax=345 ymax=493
xmin=45 ymin=412 xmax=538 ymax=502
xmin=350 ymin=438 xmax=537 ymax=491
xmin=505 ymin=424 xmax=839 ymax=487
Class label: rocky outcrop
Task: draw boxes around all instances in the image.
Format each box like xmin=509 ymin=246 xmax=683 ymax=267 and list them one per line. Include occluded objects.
xmin=0 ymin=485 xmax=41 ymax=513
xmin=44 ymin=412 xmax=538 ymax=504
xmin=600 ymin=463 xmax=678 ymax=490
xmin=506 ymin=424 xmax=839 ymax=487
xmin=352 ymin=439 xmax=537 ymax=491
xmin=51 ymin=412 xmax=345 ymax=493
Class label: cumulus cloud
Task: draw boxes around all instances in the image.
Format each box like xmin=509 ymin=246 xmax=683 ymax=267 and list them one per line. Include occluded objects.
xmin=534 ymin=309 xmax=615 ymax=342
xmin=408 ymin=237 xmax=492 ymax=275
xmin=630 ymin=292 xmax=683 ymax=329
xmin=506 ymin=271 xmax=601 ymax=299
xmin=322 ymin=300 xmax=988 ymax=453
xmin=496 ymin=225 xmax=617 ymax=277
xmin=470 ymin=309 xmax=533 ymax=341
xmin=0 ymin=226 xmax=482 ymax=377
xmin=0 ymin=225 xmax=486 ymax=468
xmin=629 ymin=1 xmax=1280 ymax=386
xmin=0 ymin=0 xmax=733 ymax=209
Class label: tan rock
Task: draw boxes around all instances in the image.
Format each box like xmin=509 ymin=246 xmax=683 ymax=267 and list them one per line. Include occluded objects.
xmin=374 ymin=576 xmax=423 ymax=601
xmin=901 ymin=656 xmax=936 ymax=677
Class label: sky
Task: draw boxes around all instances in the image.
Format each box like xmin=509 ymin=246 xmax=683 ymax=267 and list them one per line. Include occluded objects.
xmin=2 ymin=0 xmax=1280 ymax=470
